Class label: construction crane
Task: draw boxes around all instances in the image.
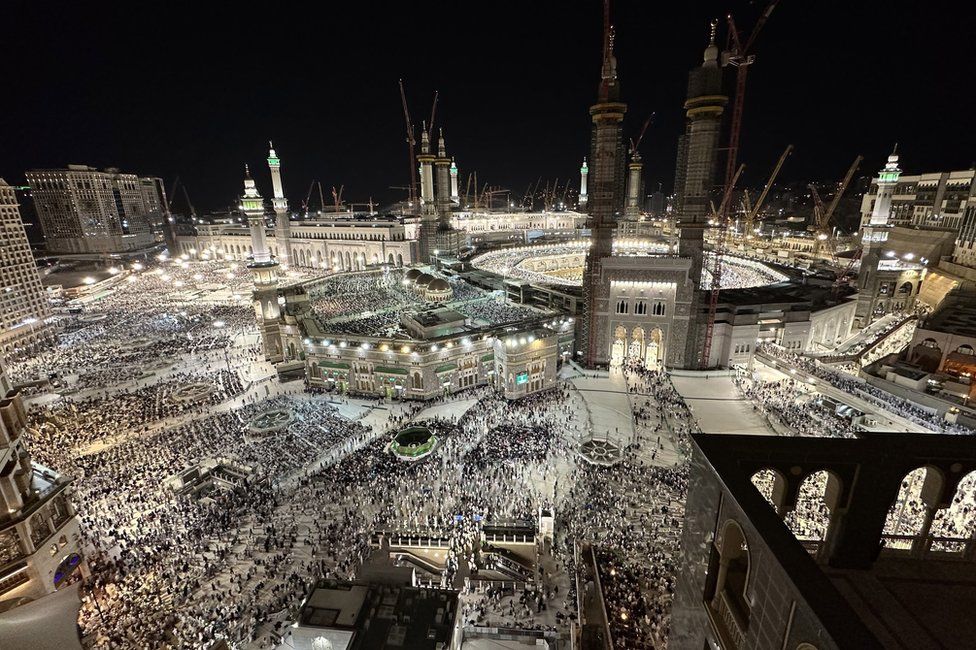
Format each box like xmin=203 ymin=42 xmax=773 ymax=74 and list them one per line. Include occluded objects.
xmin=628 ymin=112 xmax=655 ymax=157
xmin=331 ymin=185 xmax=345 ymax=213
xmin=301 ymin=180 xmax=316 ymax=216
xmin=742 ymin=144 xmax=792 ymax=238
xmin=398 ymin=80 xmax=417 ymax=205
xmin=809 ymin=154 xmax=863 ymax=259
xmin=701 ymin=163 xmax=745 ymax=368
xmin=428 ymin=90 xmax=439 ymax=136
xmin=702 ymin=0 xmax=779 ymax=369
xmin=721 ymin=1 xmax=780 ymax=189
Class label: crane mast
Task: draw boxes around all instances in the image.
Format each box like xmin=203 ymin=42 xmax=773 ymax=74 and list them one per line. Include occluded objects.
xmin=744 ymin=144 xmax=793 ymax=237
xmin=812 ymin=155 xmax=863 ymax=259
xmin=701 ymin=0 xmax=779 ymax=369
xmin=398 ymin=80 xmax=418 ymax=206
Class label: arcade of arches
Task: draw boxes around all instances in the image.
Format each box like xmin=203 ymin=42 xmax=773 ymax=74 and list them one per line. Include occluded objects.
xmin=609 ymin=325 xmax=664 ymax=368
xmin=751 ymin=465 xmax=976 ymax=558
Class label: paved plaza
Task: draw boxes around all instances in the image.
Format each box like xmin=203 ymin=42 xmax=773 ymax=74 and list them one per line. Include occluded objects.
xmin=670 ymin=372 xmax=779 ymax=435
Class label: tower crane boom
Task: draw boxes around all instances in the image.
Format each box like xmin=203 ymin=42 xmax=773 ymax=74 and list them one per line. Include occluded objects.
xmin=398 ymin=79 xmax=418 ymax=204
xmin=744 ymin=144 xmax=792 ymax=236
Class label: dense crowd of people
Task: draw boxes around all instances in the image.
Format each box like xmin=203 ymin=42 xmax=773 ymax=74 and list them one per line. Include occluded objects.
xmin=470 ymin=241 xmax=787 ymax=290
xmin=14 ymin=253 xmax=976 ymax=650
xmin=734 ymin=373 xmax=858 ymax=438
xmin=308 ymin=269 xmax=541 ymax=338
xmin=759 ymin=343 xmax=975 ymax=434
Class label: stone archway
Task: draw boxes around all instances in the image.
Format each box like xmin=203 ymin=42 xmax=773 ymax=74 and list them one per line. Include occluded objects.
xmin=610 ymin=326 xmax=627 ymax=365
xmin=629 ymin=327 xmax=645 ymax=362
xmin=646 ymin=328 xmax=664 ymax=367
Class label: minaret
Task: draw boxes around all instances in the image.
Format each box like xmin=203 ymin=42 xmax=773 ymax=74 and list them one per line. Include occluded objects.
xmin=434 ymin=130 xmax=462 ymax=257
xmin=240 ymin=165 xmax=271 ymax=264
xmin=450 ymin=158 xmax=459 ymax=205
xmin=268 ymin=141 xmax=292 ymax=265
xmin=676 ymin=20 xmax=727 ymax=286
xmin=856 ymin=146 xmax=903 ymax=324
xmin=417 ymin=125 xmax=438 ymax=261
xmin=241 ymin=165 xmax=283 ymax=362
xmin=625 ymin=149 xmax=642 ymax=218
xmin=579 ymin=158 xmax=589 ymax=208
xmin=435 ymin=129 xmax=452 ymax=225
xmin=868 ymin=146 xmax=902 ymax=228
xmin=579 ymin=0 xmax=627 ymax=368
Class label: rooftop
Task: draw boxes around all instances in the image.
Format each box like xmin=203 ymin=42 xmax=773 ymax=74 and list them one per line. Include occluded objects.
xmin=296 ymin=580 xmax=459 ymax=650
xmin=692 ymin=433 xmax=976 ymax=650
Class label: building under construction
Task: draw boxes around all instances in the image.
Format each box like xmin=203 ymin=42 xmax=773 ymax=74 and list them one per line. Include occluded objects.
xmin=578 ymin=1 xmax=856 ymax=370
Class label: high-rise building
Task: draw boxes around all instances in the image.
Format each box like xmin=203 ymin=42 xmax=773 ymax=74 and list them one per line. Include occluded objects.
xmin=26 ymin=165 xmax=156 ymax=254
xmin=859 ymin=165 xmax=976 ymax=233
xmin=578 ymin=2 xmax=628 ymax=367
xmin=416 ymin=128 xmax=438 ymax=262
xmin=675 ymin=21 xmax=727 ymax=287
xmin=0 ymin=356 xmax=85 ymax=599
xmin=0 ymin=179 xmax=51 ymax=356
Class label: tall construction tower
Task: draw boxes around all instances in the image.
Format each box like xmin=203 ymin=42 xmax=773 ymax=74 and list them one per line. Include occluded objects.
xmin=434 ymin=130 xmax=462 ymax=256
xmin=241 ymin=166 xmax=284 ymax=362
xmin=676 ymin=22 xmax=728 ymax=369
xmin=417 ymin=127 xmax=438 ymax=262
xmin=676 ymin=21 xmax=726 ymax=286
xmin=268 ymin=141 xmax=292 ymax=265
xmin=579 ymin=0 xmax=627 ymax=368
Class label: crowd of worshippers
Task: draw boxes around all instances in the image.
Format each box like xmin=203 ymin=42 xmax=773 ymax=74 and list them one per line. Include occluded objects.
xmin=310 ymin=268 xmax=541 ymax=337
xmin=733 ymin=373 xmax=858 ymax=438
xmin=9 ymin=254 xmax=738 ymax=649
xmin=26 ymin=392 xmax=373 ymax=648
xmin=759 ymin=344 xmax=974 ymax=434
xmin=28 ymin=370 xmax=245 ymax=451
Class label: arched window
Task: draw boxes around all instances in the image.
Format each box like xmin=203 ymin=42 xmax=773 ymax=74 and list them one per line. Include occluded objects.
xmin=616 ymin=299 xmax=629 ymax=314
xmin=882 ymin=466 xmax=943 ymax=550
xmin=783 ymin=471 xmax=833 ymax=543
xmin=634 ymin=300 xmax=647 ymax=315
xmin=751 ymin=468 xmax=781 ymax=507
xmin=929 ymin=470 xmax=976 ymax=552
xmin=708 ymin=519 xmax=752 ymax=637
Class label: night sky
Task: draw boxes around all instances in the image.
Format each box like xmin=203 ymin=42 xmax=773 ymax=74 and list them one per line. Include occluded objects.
xmin=3 ymin=0 xmax=974 ymax=213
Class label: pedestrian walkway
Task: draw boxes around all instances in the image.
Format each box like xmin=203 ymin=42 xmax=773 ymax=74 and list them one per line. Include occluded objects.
xmin=670 ymin=372 xmax=778 ymax=435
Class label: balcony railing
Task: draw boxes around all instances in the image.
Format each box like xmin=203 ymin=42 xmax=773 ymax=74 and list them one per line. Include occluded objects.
xmin=881 ymin=533 xmax=976 ymax=557
xmin=716 ymin=590 xmax=747 ymax=649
